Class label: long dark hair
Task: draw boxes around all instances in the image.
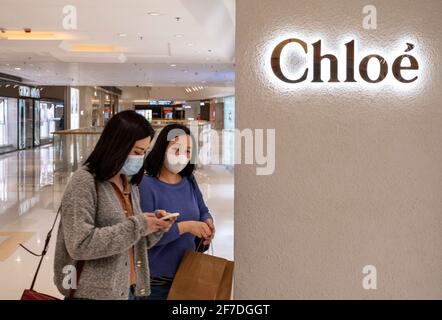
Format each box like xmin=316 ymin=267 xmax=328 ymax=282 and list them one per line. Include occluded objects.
xmin=144 ymin=123 xmax=195 ymax=178
xmin=84 ymin=110 xmax=155 ymax=185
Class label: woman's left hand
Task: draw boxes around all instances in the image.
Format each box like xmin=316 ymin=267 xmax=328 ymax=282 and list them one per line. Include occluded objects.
xmin=203 ymin=218 xmax=215 ymax=245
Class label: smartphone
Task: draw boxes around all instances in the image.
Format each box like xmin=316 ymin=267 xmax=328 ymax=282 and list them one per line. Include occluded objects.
xmin=160 ymin=213 xmax=180 ymax=221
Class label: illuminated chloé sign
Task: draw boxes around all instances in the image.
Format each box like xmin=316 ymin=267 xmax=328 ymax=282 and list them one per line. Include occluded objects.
xmin=270 ymin=38 xmax=419 ymax=84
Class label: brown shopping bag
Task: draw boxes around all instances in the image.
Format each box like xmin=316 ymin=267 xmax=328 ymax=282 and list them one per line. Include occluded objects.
xmin=167 ymin=250 xmax=234 ymax=300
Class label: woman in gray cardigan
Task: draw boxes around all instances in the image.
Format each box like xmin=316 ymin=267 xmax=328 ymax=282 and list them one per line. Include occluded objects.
xmin=53 ymin=111 xmax=176 ymax=300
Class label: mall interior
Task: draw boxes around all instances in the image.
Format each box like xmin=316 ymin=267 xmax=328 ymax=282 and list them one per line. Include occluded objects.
xmin=0 ymin=0 xmax=235 ymax=299
xmin=1 ymin=0 xmax=442 ymax=301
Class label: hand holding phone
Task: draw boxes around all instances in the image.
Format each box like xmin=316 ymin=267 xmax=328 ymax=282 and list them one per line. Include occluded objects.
xmin=160 ymin=212 xmax=180 ymax=221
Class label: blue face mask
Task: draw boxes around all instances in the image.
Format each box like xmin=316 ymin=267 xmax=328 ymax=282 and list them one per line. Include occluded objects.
xmin=121 ymin=155 xmax=144 ymax=176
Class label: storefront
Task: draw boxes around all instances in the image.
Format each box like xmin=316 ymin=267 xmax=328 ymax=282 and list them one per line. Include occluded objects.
xmin=86 ymin=86 xmax=120 ymax=128
xmin=0 ymin=79 xmax=64 ymax=155
xmin=39 ymin=99 xmax=65 ymax=145
xmin=135 ymin=100 xmax=185 ymax=120
xmin=17 ymin=85 xmax=42 ymax=149
xmin=0 ymin=96 xmax=18 ymax=154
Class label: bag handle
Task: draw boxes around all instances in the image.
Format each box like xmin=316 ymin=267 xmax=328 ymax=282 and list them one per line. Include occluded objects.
xmin=188 ymin=175 xmax=214 ymax=254
xmin=196 ymin=237 xmax=214 ymax=256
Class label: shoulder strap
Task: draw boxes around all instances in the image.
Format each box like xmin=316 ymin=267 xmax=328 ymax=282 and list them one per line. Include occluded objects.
xmin=20 ymin=206 xmax=61 ymax=291
xmin=21 ymin=177 xmax=98 ymax=291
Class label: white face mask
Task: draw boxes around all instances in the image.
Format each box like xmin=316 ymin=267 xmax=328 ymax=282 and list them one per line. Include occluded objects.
xmin=164 ymin=151 xmax=189 ymax=174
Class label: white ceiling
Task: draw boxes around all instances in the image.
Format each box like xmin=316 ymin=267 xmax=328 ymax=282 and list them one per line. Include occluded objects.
xmin=0 ymin=0 xmax=235 ymax=87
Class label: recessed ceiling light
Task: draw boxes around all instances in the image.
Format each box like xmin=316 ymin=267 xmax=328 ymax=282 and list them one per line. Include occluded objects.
xmin=148 ymin=12 xmax=162 ymax=16
xmin=170 ymin=64 xmax=177 ymax=67
xmin=14 ymin=67 xmax=21 ymax=70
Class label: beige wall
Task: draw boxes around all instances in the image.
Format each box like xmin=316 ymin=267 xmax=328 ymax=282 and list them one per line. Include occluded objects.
xmin=235 ymin=0 xmax=442 ymax=299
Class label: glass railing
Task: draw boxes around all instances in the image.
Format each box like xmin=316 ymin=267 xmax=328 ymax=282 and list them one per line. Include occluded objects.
xmin=51 ymin=120 xmax=211 ymax=173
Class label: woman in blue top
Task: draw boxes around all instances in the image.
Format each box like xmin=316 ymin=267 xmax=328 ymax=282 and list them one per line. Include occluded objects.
xmin=139 ymin=124 xmax=215 ymax=300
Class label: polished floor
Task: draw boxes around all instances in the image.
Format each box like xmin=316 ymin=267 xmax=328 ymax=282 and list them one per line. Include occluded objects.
xmin=0 ymin=143 xmax=234 ymax=300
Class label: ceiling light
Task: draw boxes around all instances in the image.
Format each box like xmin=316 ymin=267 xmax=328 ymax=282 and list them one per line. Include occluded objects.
xmin=170 ymin=64 xmax=177 ymax=67
xmin=148 ymin=12 xmax=162 ymax=16
xmin=0 ymin=30 xmax=71 ymax=40
xmin=71 ymin=44 xmax=120 ymax=52
xmin=14 ymin=67 xmax=21 ymax=70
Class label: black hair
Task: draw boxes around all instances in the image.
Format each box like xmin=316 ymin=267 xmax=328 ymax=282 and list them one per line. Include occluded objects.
xmin=84 ymin=110 xmax=155 ymax=185
xmin=144 ymin=123 xmax=196 ymax=178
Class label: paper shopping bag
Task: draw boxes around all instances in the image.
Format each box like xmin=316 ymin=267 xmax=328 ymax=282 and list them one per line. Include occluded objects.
xmin=167 ymin=250 xmax=234 ymax=300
